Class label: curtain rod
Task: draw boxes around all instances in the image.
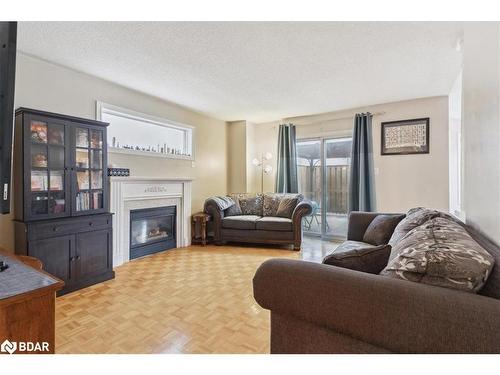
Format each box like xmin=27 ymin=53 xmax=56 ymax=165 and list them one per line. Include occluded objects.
xmin=289 ymin=111 xmax=386 ymax=126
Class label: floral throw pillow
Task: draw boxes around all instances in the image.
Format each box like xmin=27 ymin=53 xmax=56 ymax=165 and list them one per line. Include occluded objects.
xmin=388 ymin=207 xmax=457 ymax=259
xmin=381 ymin=217 xmax=494 ymax=293
xmin=263 ymin=194 xmax=282 ymax=217
xmin=236 ymin=194 xmax=264 ymax=216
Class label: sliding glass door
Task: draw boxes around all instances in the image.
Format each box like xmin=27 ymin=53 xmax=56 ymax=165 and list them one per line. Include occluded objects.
xmin=297 ymin=137 xmax=352 ymax=239
xmin=297 ymin=140 xmax=322 ymax=235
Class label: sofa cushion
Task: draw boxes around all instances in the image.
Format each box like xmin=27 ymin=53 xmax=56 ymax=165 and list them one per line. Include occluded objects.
xmin=381 ymin=217 xmax=495 ymax=293
xmin=388 ymin=207 xmax=455 ymax=260
xmin=263 ymin=194 xmax=282 ymax=217
xmin=237 ymin=194 xmax=264 ymax=216
xmin=363 ymin=214 xmax=405 ymax=246
xmin=222 ymin=215 xmax=261 ymax=230
xmin=323 ymin=241 xmax=392 ymax=274
xmin=276 ymin=196 xmax=298 ymax=218
xmin=256 ymin=217 xmax=293 ymax=231
xmin=225 ymin=199 xmax=242 ymax=217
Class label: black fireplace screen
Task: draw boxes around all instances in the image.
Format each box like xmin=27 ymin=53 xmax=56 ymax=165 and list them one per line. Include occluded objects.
xmin=129 ymin=205 xmax=176 ymax=259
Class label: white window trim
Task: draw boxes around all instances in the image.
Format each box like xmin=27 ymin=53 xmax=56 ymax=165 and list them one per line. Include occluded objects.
xmin=448 ymin=71 xmax=465 ymax=222
xmin=96 ymin=101 xmax=195 ymax=161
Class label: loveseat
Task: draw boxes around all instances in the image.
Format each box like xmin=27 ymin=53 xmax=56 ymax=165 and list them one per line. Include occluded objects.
xmin=204 ymin=193 xmax=313 ymax=250
xmin=253 ymin=209 xmax=500 ymax=353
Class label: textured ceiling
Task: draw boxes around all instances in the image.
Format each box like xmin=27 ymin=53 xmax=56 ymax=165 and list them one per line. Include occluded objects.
xmin=17 ymin=22 xmax=463 ymax=122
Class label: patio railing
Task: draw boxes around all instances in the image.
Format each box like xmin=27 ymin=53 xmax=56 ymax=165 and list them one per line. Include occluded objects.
xmin=298 ymin=165 xmax=350 ymax=214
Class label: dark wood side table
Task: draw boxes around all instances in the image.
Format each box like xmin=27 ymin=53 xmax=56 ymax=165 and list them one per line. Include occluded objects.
xmin=0 ymin=249 xmax=64 ymax=354
xmin=191 ymin=212 xmax=211 ymax=246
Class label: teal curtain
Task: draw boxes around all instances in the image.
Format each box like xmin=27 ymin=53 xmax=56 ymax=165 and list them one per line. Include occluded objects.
xmin=348 ymin=113 xmax=376 ymax=212
xmin=276 ymin=123 xmax=298 ymax=193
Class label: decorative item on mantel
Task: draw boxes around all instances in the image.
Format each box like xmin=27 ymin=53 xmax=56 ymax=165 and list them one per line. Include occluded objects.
xmin=252 ymin=152 xmax=273 ymax=193
xmin=110 ymin=136 xmax=191 ymax=157
xmin=107 ymin=163 xmax=130 ymax=177
xmin=108 ymin=168 xmax=130 ymax=177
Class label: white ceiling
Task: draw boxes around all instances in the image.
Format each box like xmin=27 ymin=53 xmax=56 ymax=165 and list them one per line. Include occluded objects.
xmin=17 ymin=22 xmax=463 ymax=123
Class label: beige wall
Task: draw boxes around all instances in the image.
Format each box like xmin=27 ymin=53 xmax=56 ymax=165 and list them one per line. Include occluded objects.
xmin=227 ymin=121 xmax=247 ymax=193
xmin=0 ymin=53 xmax=227 ymax=252
xmin=226 ymin=120 xmax=260 ymax=194
xmin=247 ymin=120 xmax=281 ymax=193
xmin=248 ymin=96 xmax=450 ymax=213
xmin=462 ymin=23 xmax=500 ymax=245
xmin=245 ymin=121 xmax=258 ymax=193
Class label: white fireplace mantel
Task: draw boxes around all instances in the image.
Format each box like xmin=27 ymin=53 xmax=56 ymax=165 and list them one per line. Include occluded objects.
xmin=110 ymin=176 xmax=193 ymax=267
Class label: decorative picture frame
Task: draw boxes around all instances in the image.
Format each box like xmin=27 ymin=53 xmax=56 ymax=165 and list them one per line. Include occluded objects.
xmin=381 ymin=117 xmax=430 ymax=155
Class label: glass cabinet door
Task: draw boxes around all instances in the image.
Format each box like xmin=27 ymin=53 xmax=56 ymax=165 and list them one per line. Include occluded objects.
xmin=28 ymin=119 xmax=69 ymax=218
xmin=74 ymin=127 xmax=104 ymax=213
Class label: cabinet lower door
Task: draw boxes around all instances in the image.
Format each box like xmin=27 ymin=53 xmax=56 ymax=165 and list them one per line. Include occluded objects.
xmin=29 ymin=235 xmax=74 ymax=285
xmin=75 ymin=229 xmax=112 ymax=280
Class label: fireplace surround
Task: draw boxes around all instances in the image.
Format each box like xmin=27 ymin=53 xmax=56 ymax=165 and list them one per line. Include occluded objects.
xmin=110 ymin=177 xmax=192 ymax=267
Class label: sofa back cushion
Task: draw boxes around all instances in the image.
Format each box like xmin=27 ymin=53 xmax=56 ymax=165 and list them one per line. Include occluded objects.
xmin=229 ymin=193 xmax=264 ymax=216
xmin=388 ymin=207 xmax=455 ymax=259
xmin=363 ymin=214 xmax=405 ymax=246
xmin=381 ymin=217 xmax=495 ymax=293
xmin=263 ymin=194 xmax=282 ymax=217
xmin=276 ymin=196 xmax=299 ymax=218
xmin=225 ymin=199 xmax=242 ymax=216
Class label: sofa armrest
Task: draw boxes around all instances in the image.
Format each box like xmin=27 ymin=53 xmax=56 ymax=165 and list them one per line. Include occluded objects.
xmin=203 ymin=198 xmax=225 ymax=218
xmin=203 ymin=198 xmax=225 ymax=241
xmin=291 ymin=201 xmax=313 ymax=249
xmin=292 ymin=201 xmax=313 ymax=225
xmin=253 ymin=259 xmax=500 ymax=353
xmin=347 ymin=211 xmax=404 ymax=241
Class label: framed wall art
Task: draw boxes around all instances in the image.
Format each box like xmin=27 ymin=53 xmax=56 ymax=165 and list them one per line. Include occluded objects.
xmin=381 ymin=117 xmax=430 ymax=155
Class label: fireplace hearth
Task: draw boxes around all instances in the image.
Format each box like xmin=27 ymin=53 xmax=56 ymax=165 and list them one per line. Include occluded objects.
xmin=130 ymin=206 xmax=176 ymax=259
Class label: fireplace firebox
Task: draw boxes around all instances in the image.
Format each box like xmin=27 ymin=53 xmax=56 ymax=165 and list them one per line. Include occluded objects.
xmin=129 ymin=206 xmax=176 ymax=259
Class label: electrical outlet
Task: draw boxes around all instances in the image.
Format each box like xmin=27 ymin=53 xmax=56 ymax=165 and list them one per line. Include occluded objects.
xmin=3 ymin=183 xmax=8 ymax=200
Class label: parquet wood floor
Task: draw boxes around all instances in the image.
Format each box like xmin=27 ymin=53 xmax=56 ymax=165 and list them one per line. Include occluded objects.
xmin=55 ymin=237 xmax=339 ymax=354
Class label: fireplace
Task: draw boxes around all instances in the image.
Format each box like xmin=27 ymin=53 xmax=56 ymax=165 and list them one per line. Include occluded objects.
xmin=129 ymin=206 xmax=176 ymax=259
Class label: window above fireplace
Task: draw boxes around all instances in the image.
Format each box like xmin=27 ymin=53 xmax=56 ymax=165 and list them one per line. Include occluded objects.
xmin=96 ymin=101 xmax=194 ymax=160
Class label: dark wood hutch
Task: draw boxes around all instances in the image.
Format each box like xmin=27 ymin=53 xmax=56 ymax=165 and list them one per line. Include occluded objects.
xmin=13 ymin=108 xmax=114 ymax=295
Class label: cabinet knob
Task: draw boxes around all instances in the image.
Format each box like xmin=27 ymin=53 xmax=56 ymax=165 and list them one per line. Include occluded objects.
xmin=53 ymin=226 xmax=59 ymax=232
xmin=76 ymin=255 xmax=81 ymax=260
xmin=89 ymin=222 xmax=93 ymax=226
xmin=70 ymin=256 xmax=75 ymax=261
